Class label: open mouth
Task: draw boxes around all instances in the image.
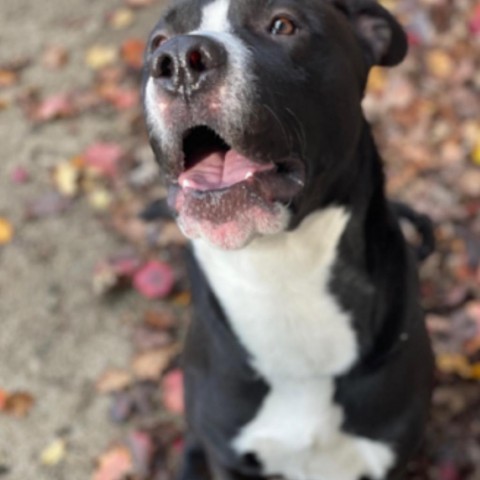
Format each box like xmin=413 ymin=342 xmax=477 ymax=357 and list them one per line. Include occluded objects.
xmin=179 ymin=126 xmax=276 ymax=192
xmin=168 ymin=125 xmax=305 ymax=249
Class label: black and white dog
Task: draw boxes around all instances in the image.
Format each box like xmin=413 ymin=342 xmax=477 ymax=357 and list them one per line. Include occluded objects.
xmin=142 ymin=1 xmax=434 ymax=479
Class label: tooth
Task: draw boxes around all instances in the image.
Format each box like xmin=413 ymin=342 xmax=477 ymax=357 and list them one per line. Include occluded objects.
xmin=181 ymin=179 xmax=193 ymax=188
xmin=245 ymin=171 xmax=254 ymax=180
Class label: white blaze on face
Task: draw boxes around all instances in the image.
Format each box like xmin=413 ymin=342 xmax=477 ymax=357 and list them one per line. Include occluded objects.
xmin=145 ymin=0 xmax=255 ymax=149
xmin=199 ymin=0 xmax=232 ymax=31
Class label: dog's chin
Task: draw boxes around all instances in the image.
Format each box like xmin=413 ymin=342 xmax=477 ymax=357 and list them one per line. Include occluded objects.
xmin=162 ymin=125 xmax=304 ymax=250
xmin=170 ymin=183 xmax=291 ymax=250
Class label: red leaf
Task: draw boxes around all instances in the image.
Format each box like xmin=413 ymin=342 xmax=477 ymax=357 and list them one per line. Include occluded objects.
xmin=93 ymin=446 xmax=133 ymax=480
xmin=162 ymin=369 xmax=184 ymax=415
xmin=84 ymin=142 xmax=125 ymax=178
xmin=32 ymin=93 xmax=75 ymax=121
xmin=469 ymin=4 xmax=480 ymax=36
xmin=121 ymin=38 xmax=146 ymax=70
xmin=10 ymin=166 xmax=30 ymax=184
xmin=133 ymin=261 xmax=175 ymax=299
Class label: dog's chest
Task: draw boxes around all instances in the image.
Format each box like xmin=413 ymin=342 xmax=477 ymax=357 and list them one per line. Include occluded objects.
xmin=194 ymin=208 xmax=394 ymax=480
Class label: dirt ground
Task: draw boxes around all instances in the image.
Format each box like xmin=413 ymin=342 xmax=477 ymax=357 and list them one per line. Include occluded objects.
xmin=1 ymin=0 xmax=479 ymax=479
xmin=0 ymin=1 xmax=166 ymax=478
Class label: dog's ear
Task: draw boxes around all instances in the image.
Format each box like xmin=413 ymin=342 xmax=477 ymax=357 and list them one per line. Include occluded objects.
xmin=335 ymin=0 xmax=408 ymax=67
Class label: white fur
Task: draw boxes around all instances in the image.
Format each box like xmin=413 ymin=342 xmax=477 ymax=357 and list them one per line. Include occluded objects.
xmin=199 ymin=0 xmax=231 ymax=32
xmin=145 ymin=77 xmax=171 ymax=146
xmin=191 ymin=0 xmax=255 ymax=135
xmin=194 ymin=207 xmax=395 ymax=480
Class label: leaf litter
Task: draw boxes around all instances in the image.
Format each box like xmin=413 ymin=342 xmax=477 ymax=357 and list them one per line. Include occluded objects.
xmin=4 ymin=0 xmax=479 ymax=478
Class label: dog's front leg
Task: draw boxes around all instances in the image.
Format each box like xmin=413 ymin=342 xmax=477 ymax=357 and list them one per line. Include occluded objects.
xmin=177 ymin=435 xmax=212 ymax=480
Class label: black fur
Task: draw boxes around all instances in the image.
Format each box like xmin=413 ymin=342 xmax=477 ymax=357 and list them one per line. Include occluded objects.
xmin=142 ymin=1 xmax=434 ymax=479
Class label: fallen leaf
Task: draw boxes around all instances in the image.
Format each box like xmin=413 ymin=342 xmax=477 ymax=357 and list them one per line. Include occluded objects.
xmin=108 ymin=8 xmax=135 ymax=30
xmin=172 ymin=291 xmax=191 ymax=307
xmin=92 ymin=252 xmax=142 ymax=295
xmin=132 ymin=345 xmax=179 ymax=380
xmin=3 ymin=391 xmax=35 ymax=417
xmin=0 ymin=389 xmax=8 ymax=411
xmin=42 ymin=45 xmax=69 ymax=69
xmin=85 ymin=45 xmax=118 ymax=70
xmin=10 ymin=166 xmax=30 ymax=184
xmin=96 ymin=369 xmax=133 ymax=394
xmin=84 ymin=142 xmax=125 ymax=178
xmin=121 ymin=38 xmax=145 ymax=70
xmin=426 ymin=49 xmax=454 ymax=79
xmin=127 ymin=431 xmax=154 ymax=477
xmin=32 ymin=93 xmax=75 ymax=122
xmin=144 ymin=308 xmax=177 ymax=330
xmin=133 ymin=261 xmax=175 ymax=299
xmin=469 ymin=4 xmax=480 ymax=36
xmin=366 ymin=67 xmax=387 ymax=94
xmin=88 ymin=189 xmax=113 ymax=212
xmin=110 ymin=391 xmax=135 ymax=424
xmin=0 ymin=69 xmax=18 ymax=88
xmin=0 ymin=219 xmax=14 ymax=245
xmin=133 ymin=325 xmax=172 ymax=352
xmin=162 ymin=369 xmax=184 ymax=415
xmin=93 ymin=446 xmax=133 ymax=480
xmin=53 ymin=161 xmax=80 ymax=197
xmin=97 ymin=84 xmax=139 ymax=110
xmin=472 ymin=140 xmax=480 ymax=166
xmin=40 ymin=439 xmax=66 ymax=466
xmin=25 ymin=192 xmax=73 ymax=219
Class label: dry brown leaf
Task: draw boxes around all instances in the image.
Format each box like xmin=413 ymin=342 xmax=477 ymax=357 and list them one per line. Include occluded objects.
xmin=4 ymin=392 xmax=35 ymax=417
xmin=144 ymin=308 xmax=176 ymax=330
xmin=0 ymin=69 xmax=18 ymax=88
xmin=96 ymin=369 xmax=133 ymax=394
xmin=132 ymin=345 xmax=180 ymax=381
xmin=42 ymin=45 xmax=69 ymax=69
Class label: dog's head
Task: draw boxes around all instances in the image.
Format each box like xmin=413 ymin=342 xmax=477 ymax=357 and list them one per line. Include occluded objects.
xmin=143 ymin=0 xmax=407 ymax=249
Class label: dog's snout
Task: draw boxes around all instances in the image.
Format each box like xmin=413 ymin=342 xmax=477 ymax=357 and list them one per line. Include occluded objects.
xmin=151 ymin=35 xmax=227 ymax=96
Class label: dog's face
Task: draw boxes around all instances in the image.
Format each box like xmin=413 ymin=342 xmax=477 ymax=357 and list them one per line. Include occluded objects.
xmin=143 ymin=0 xmax=407 ymax=249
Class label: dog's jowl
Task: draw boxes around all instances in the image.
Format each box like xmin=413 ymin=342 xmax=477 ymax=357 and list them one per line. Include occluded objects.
xmin=142 ymin=1 xmax=434 ymax=479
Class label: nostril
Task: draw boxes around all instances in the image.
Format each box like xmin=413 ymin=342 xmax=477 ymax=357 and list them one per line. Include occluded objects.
xmin=160 ymin=56 xmax=174 ymax=77
xmin=152 ymin=54 xmax=174 ymax=79
xmin=188 ymin=49 xmax=207 ymax=73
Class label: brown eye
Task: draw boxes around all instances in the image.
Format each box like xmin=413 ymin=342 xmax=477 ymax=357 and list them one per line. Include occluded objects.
xmin=269 ymin=16 xmax=297 ymax=36
xmin=150 ymin=34 xmax=167 ymax=52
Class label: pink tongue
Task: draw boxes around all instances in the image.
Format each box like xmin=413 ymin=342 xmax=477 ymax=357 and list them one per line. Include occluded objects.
xmin=179 ymin=150 xmax=274 ymax=191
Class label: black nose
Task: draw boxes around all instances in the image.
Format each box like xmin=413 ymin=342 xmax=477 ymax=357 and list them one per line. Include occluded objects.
xmin=151 ymin=35 xmax=227 ymax=97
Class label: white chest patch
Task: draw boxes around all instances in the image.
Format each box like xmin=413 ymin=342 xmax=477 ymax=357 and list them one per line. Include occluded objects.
xmin=193 ymin=208 xmax=395 ymax=480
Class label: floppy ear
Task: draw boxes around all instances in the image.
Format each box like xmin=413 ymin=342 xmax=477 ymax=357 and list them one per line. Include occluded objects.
xmin=337 ymin=0 xmax=408 ymax=67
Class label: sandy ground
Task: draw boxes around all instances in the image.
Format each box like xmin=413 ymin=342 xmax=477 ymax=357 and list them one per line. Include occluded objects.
xmin=0 ymin=1 xmax=165 ymax=478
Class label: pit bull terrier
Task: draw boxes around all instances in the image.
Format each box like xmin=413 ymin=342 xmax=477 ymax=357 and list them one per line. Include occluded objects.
xmin=142 ymin=1 xmax=434 ymax=479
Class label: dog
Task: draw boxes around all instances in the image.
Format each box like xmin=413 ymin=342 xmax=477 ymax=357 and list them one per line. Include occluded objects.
xmin=142 ymin=1 xmax=434 ymax=479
